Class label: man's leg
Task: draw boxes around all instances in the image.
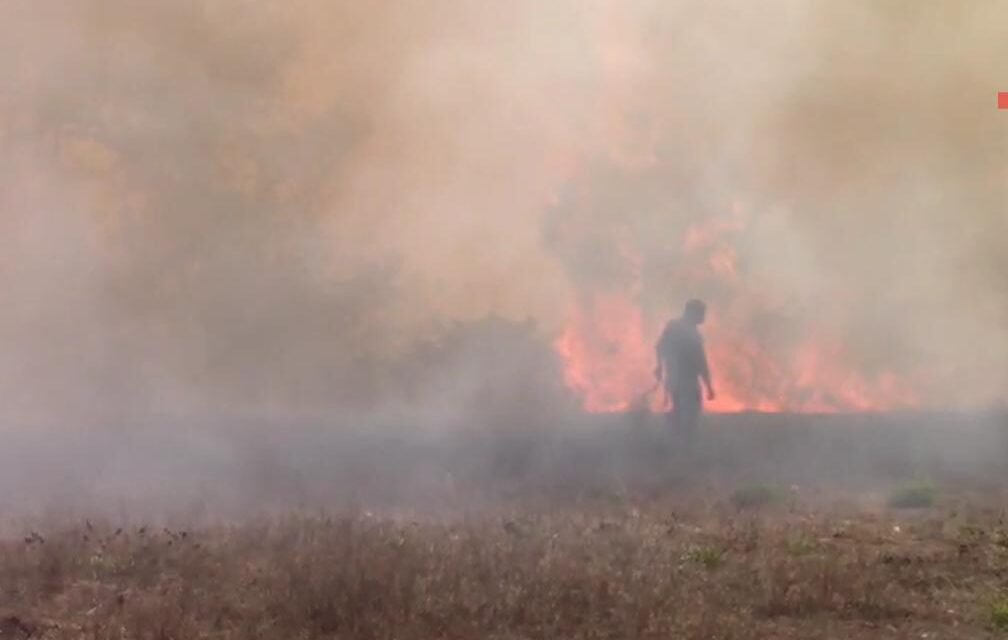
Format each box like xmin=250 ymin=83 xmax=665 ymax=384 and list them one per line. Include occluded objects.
xmin=674 ymin=387 xmax=701 ymax=446
xmin=681 ymin=398 xmax=700 ymax=445
xmin=665 ymin=394 xmax=679 ymax=449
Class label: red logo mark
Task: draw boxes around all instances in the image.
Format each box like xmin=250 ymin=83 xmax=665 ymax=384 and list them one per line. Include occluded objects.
xmin=1000 ymin=92 xmax=1008 ymax=109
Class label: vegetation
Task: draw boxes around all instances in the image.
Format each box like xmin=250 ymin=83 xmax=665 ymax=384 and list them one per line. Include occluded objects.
xmin=731 ymin=483 xmax=784 ymax=509
xmin=888 ymin=480 xmax=938 ymax=509
xmin=1 ymin=491 xmax=1006 ymax=639
xmin=785 ymin=536 xmax=820 ymax=557
xmin=990 ymin=597 xmax=1008 ymax=631
xmin=684 ymin=544 xmax=725 ymax=569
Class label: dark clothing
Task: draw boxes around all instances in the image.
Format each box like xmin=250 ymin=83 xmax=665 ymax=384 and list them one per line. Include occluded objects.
xmin=669 ymin=385 xmax=701 ymax=440
xmin=656 ymin=319 xmax=710 ymax=439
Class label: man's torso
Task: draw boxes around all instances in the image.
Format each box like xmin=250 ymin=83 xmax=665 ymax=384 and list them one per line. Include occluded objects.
xmin=658 ymin=320 xmax=704 ymax=392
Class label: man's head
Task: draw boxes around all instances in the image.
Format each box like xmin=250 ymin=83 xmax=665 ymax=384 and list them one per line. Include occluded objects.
xmin=683 ymin=299 xmax=707 ymax=325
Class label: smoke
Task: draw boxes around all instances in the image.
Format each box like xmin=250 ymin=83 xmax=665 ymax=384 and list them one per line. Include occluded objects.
xmin=547 ymin=1 xmax=1008 ymax=409
xmin=1 ymin=0 xmax=1006 ymax=426
xmin=755 ymin=1 xmax=1008 ymax=406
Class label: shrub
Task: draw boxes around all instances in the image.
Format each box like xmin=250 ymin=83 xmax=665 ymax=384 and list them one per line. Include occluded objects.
xmin=785 ymin=537 xmax=819 ymax=557
xmin=731 ymin=484 xmax=783 ymax=509
xmin=989 ymin=597 xmax=1008 ymax=631
xmin=684 ymin=545 xmax=725 ymax=569
xmin=887 ymin=481 xmax=937 ymax=509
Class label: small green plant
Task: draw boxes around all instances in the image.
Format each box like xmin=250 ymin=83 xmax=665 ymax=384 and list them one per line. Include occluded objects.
xmin=731 ymin=484 xmax=783 ymax=509
xmin=989 ymin=597 xmax=1008 ymax=631
xmin=960 ymin=524 xmax=988 ymax=541
xmin=887 ymin=481 xmax=937 ymax=509
xmin=993 ymin=530 xmax=1008 ymax=550
xmin=684 ymin=545 xmax=725 ymax=569
xmin=785 ymin=536 xmax=819 ymax=556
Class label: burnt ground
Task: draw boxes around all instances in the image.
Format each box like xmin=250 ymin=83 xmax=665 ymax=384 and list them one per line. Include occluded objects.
xmin=1 ymin=411 xmax=1008 ymax=638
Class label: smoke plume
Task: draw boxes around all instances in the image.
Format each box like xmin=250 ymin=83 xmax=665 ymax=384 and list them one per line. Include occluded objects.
xmin=1 ymin=0 xmax=1006 ymax=424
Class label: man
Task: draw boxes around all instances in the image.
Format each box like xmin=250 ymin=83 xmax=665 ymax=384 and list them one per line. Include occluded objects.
xmin=654 ymin=299 xmax=716 ymax=442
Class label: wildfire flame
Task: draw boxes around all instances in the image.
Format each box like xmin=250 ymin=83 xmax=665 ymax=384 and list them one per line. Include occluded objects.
xmin=554 ymin=292 xmax=656 ymax=413
xmin=555 ymin=210 xmax=920 ymax=414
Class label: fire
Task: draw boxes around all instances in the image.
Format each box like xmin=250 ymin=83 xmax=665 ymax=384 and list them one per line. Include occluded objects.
xmin=554 ymin=293 xmax=655 ymax=413
xmin=556 ymin=8 xmax=922 ymax=414
xmin=555 ymin=210 xmax=920 ymax=414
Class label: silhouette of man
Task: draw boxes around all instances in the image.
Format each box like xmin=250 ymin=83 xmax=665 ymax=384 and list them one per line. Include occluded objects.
xmin=654 ymin=299 xmax=716 ymax=442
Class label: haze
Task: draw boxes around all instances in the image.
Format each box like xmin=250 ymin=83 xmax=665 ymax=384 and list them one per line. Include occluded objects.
xmin=1 ymin=0 xmax=1006 ymax=425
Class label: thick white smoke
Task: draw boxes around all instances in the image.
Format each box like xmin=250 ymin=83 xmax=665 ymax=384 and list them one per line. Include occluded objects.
xmin=0 ymin=0 xmax=1005 ymax=421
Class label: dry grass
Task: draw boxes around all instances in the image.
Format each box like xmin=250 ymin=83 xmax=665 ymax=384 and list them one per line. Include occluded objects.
xmin=2 ymin=494 xmax=1008 ymax=639
xmin=1 ymin=411 xmax=1005 ymax=638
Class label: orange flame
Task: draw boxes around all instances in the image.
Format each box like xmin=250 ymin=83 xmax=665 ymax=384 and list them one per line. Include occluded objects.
xmin=555 ymin=210 xmax=920 ymax=414
xmin=554 ymin=293 xmax=655 ymax=413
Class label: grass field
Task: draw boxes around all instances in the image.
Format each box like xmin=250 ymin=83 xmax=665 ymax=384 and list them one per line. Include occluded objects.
xmin=6 ymin=493 xmax=1008 ymax=638
xmin=2 ymin=412 xmax=1007 ymax=638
